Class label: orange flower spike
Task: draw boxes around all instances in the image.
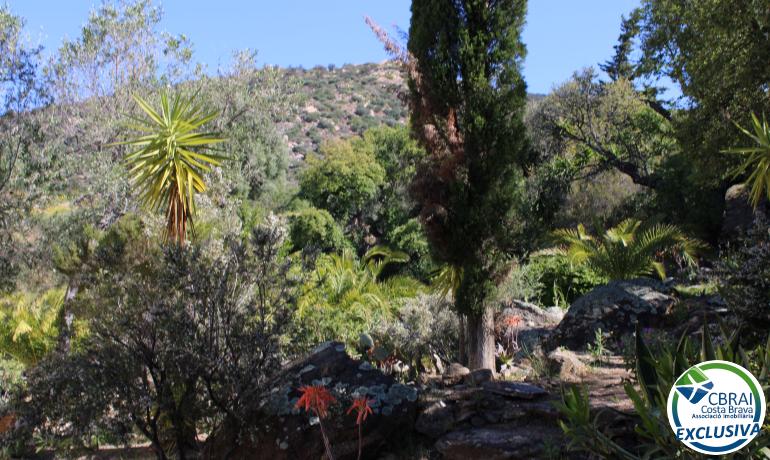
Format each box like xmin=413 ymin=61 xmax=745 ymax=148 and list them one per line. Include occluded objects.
xmin=502 ymin=315 xmax=522 ymax=328
xmin=347 ymin=397 xmax=374 ymax=425
xmin=295 ymin=385 xmax=337 ymax=419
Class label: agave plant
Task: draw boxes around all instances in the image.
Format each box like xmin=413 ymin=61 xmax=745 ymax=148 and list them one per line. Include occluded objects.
xmin=724 ymin=112 xmax=770 ymax=209
xmin=114 ymin=91 xmax=226 ymax=244
xmin=545 ymin=219 xmax=703 ymax=281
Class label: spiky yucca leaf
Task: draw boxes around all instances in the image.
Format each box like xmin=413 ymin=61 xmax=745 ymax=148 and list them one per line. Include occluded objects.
xmin=114 ymin=91 xmax=226 ymax=244
xmin=723 ymin=112 xmax=770 ymax=209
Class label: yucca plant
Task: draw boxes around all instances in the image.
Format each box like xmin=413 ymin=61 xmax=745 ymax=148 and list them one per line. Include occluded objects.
xmin=723 ymin=112 xmax=770 ymax=209
xmin=544 ymin=219 xmax=703 ymax=281
xmin=114 ymin=91 xmax=226 ymax=244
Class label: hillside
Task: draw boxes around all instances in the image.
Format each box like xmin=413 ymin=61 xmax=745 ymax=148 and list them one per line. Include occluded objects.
xmin=278 ymin=61 xmax=408 ymax=160
xmin=275 ymin=61 xmax=545 ymax=163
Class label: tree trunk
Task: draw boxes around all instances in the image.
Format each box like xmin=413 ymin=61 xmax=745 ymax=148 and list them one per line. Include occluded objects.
xmin=466 ymin=305 xmax=496 ymax=372
xmin=56 ymin=277 xmax=79 ymax=354
xmin=457 ymin=313 xmax=467 ymax=365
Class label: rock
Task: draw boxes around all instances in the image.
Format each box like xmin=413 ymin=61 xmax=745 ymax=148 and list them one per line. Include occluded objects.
xmin=443 ymin=363 xmax=471 ymax=384
xmin=480 ymin=381 xmax=549 ymax=400
xmin=547 ymin=278 xmax=675 ymax=350
xmin=415 ymin=400 xmax=455 ymax=438
xmin=722 ymin=184 xmax=768 ymax=242
xmin=204 ymin=342 xmax=418 ymax=460
xmin=433 ymin=353 xmax=445 ymax=375
xmin=496 ymin=301 xmax=564 ymax=352
xmin=547 ymin=349 xmax=590 ymax=383
xmin=435 ymin=424 xmax=564 ymax=460
xmin=464 ymin=368 xmax=494 ymax=386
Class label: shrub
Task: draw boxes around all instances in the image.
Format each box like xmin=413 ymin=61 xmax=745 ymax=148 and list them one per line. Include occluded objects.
xmin=545 ymin=219 xmax=703 ymax=281
xmin=8 ymin=220 xmax=300 ymax=459
xmin=525 ymin=256 xmax=602 ymax=307
xmin=495 ymin=262 xmax=541 ymax=304
xmin=289 ymin=206 xmax=348 ymax=253
xmin=371 ymin=293 xmax=458 ymax=374
xmin=0 ymin=288 xmax=66 ymax=368
xmin=718 ymin=220 xmax=770 ymax=334
xmin=389 ymin=219 xmax=434 ymax=280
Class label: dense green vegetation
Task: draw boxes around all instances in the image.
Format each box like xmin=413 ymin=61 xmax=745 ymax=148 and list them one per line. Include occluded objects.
xmin=1 ymin=0 xmax=770 ymax=457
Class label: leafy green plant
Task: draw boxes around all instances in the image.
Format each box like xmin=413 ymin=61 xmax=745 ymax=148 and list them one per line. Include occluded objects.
xmin=545 ymin=219 xmax=703 ymax=281
xmin=524 ymin=256 xmax=602 ymax=307
xmin=557 ymin=321 xmax=770 ymax=458
xmin=587 ymin=328 xmax=608 ymax=365
xmin=114 ymin=91 xmax=227 ymax=244
xmin=723 ymin=112 xmax=770 ymax=209
xmin=288 ymin=206 xmax=348 ymax=253
xmin=298 ymin=247 xmax=422 ymax=347
xmin=0 ymin=288 xmax=65 ymax=367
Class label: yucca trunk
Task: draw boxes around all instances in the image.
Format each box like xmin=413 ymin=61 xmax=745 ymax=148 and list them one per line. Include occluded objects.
xmin=166 ymin=185 xmax=188 ymax=245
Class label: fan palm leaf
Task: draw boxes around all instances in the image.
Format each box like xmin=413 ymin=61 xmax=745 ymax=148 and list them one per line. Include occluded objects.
xmin=547 ymin=219 xmax=704 ymax=281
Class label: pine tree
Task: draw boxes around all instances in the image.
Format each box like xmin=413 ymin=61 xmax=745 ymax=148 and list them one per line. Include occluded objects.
xmin=406 ymin=0 xmax=531 ymax=370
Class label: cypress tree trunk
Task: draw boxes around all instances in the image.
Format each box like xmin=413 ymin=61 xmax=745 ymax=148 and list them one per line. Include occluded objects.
xmin=466 ymin=306 xmax=495 ymax=371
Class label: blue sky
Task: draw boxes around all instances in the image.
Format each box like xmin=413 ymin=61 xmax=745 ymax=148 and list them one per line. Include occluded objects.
xmin=12 ymin=0 xmax=640 ymax=94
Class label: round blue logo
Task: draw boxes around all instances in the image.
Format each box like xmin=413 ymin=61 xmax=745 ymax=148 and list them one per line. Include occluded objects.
xmin=667 ymin=360 xmax=766 ymax=455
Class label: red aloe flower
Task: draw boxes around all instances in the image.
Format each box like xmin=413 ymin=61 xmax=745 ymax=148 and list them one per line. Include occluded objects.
xmin=295 ymin=385 xmax=337 ymax=419
xmin=501 ymin=314 xmax=522 ymax=328
xmin=346 ymin=397 xmax=374 ymax=425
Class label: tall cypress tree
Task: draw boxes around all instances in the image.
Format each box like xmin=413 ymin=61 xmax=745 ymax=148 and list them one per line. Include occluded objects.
xmin=407 ymin=0 xmax=531 ymax=370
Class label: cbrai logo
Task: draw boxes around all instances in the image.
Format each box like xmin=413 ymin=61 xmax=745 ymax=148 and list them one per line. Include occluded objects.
xmin=668 ymin=360 xmax=766 ymax=455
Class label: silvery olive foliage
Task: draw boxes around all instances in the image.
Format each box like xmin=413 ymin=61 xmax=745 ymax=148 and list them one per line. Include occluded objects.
xmin=372 ymin=293 xmax=459 ymax=372
xmin=10 ymin=217 xmax=300 ymax=459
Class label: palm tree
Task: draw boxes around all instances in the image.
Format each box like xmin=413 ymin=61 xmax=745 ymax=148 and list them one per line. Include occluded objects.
xmin=299 ymin=247 xmax=422 ymax=345
xmin=544 ymin=219 xmax=703 ymax=281
xmin=724 ymin=112 xmax=770 ymax=209
xmin=114 ymin=91 xmax=226 ymax=244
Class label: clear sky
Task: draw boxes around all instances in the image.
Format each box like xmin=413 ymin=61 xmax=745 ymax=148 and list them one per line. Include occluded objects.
xmin=11 ymin=0 xmax=640 ymax=94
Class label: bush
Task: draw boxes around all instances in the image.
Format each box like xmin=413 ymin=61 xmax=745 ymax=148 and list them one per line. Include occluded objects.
xmin=0 ymin=288 xmax=65 ymax=367
xmin=289 ymin=206 xmax=348 ymax=253
xmin=371 ymin=293 xmax=458 ymax=374
xmin=525 ymin=256 xmax=603 ymax=307
xmin=9 ymin=220 xmax=300 ymax=458
xmin=718 ymin=221 xmax=770 ymax=335
xmin=297 ymin=250 xmax=423 ymax=348
xmin=495 ymin=262 xmax=541 ymax=304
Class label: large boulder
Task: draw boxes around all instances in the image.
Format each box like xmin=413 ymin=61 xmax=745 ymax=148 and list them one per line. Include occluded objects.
xmin=204 ymin=342 xmax=418 ymax=459
xmin=722 ymin=183 xmax=768 ymax=242
xmin=496 ymin=300 xmax=564 ymax=352
xmin=415 ymin=381 xmax=559 ymax=459
xmin=546 ymin=278 xmax=675 ymax=350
